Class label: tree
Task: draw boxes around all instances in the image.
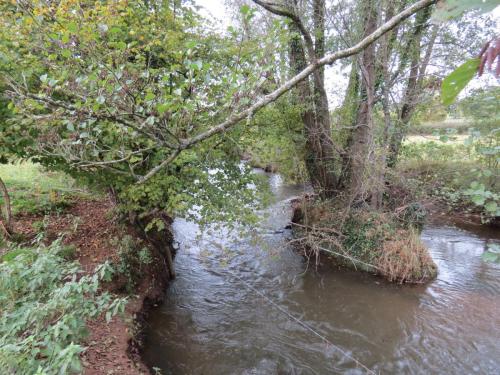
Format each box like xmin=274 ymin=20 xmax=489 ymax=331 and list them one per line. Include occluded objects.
xmin=2 ymin=0 xmax=437 ymax=223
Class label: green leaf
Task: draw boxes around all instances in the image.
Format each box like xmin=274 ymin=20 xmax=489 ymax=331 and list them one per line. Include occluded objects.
xmin=240 ymin=4 xmax=251 ymax=15
xmin=471 ymin=195 xmax=485 ymax=206
xmin=185 ymin=40 xmax=197 ymax=49
xmin=432 ymin=0 xmax=500 ymax=21
xmin=61 ymin=49 xmax=72 ymax=58
xmin=67 ymin=21 xmax=78 ymax=33
xmin=441 ymin=58 xmax=480 ymax=105
xmin=145 ymin=92 xmax=155 ymax=101
xmin=116 ymin=41 xmax=127 ymax=50
xmin=484 ymin=201 xmax=498 ymax=212
xmin=157 ymin=103 xmax=169 ymax=115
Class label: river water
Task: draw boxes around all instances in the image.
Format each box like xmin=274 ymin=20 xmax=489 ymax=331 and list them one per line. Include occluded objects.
xmin=142 ymin=173 xmax=500 ymax=374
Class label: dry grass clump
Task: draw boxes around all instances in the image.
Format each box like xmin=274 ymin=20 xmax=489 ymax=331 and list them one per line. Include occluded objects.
xmin=292 ymin=197 xmax=438 ymax=283
xmin=377 ymin=230 xmax=437 ymax=283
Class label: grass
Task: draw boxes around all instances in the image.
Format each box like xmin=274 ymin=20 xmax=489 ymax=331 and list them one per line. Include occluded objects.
xmin=408 ymin=118 xmax=473 ymax=135
xmin=0 ymin=162 xmax=91 ymax=216
xmin=378 ymin=229 xmax=437 ymax=283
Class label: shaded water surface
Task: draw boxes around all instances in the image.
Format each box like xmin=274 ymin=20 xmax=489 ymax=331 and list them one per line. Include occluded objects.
xmin=142 ymin=174 xmax=500 ymax=374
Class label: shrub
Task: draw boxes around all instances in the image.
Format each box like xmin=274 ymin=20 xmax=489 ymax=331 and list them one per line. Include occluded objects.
xmin=0 ymin=239 xmax=127 ymax=374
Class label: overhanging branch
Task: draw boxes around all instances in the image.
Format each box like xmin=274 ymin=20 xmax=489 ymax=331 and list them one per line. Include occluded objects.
xmin=137 ymin=0 xmax=436 ymax=183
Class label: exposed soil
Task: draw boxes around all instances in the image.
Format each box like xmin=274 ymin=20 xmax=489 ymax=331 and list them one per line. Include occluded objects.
xmin=12 ymin=197 xmax=171 ymax=375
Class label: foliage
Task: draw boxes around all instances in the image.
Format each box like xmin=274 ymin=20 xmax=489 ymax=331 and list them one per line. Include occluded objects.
xmin=0 ymin=239 xmax=127 ymax=374
xmin=112 ymin=234 xmax=154 ymax=292
xmin=432 ymin=0 xmax=500 ymax=21
xmin=457 ymin=86 xmax=500 ymax=119
xmin=243 ymin=97 xmax=307 ymax=181
xmin=400 ymin=115 xmax=499 ymax=221
xmin=0 ymin=0 xmax=282 ymax=226
xmin=293 ymin=199 xmax=437 ymax=283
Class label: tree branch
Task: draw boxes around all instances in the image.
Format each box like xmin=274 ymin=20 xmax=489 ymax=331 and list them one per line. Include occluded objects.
xmin=137 ymin=0 xmax=436 ymax=183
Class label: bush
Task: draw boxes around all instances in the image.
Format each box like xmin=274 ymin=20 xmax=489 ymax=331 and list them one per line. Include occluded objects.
xmin=0 ymin=239 xmax=127 ymax=374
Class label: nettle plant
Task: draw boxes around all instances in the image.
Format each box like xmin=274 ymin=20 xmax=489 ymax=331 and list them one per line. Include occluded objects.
xmin=0 ymin=239 xmax=127 ymax=374
xmin=2 ymin=0 xmax=283 ymax=225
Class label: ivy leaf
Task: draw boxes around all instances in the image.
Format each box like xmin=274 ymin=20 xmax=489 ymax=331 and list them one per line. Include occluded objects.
xmin=157 ymin=103 xmax=169 ymax=115
xmin=116 ymin=41 xmax=127 ymax=50
xmin=66 ymin=21 xmax=78 ymax=33
xmin=471 ymin=195 xmax=485 ymax=206
xmin=441 ymin=58 xmax=480 ymax=105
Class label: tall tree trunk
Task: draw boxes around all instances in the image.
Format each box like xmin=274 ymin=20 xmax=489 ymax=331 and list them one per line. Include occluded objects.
xmin=286 ymin=0 xmax=339 ymax=198
xmin=345 ymin=0 xmax=377 ymax=204
xmin=310 ymin=0 xmax=339 ymax=197
xmin=288 ymin=25 xmax=321 ymax=191
xmin=372 ymin=0 xmax=396 ymax=208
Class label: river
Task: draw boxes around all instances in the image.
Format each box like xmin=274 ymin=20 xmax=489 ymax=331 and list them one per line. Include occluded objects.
xmin=142 ymin=172 xmax=500 ymax=374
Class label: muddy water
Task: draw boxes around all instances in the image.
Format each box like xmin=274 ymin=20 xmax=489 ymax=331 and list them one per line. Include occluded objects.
xmin=142 ymin=173 xmax=500 ymax=374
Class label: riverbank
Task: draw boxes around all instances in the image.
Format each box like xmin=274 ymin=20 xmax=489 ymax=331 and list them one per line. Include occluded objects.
xmin=0 ymin=163 xmax=172 ymax=374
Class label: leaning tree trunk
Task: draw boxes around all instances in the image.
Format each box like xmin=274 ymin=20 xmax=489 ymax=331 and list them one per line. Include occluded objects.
xmin=310 ymin=0 xmax=339 ymax=197
xmin=0 ymin=175 xmax=12 ymax=237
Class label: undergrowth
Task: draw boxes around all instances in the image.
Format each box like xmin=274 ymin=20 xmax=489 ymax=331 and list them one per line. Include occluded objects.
xmin=0 ymin=238 xmax=127 ymax=374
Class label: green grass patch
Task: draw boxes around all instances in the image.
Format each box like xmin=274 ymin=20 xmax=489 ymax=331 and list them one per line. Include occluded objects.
xmin=408 ymin=119 xmax=472 ymax=135
xmin=0 ymin=162 xmax=92 ymax=216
